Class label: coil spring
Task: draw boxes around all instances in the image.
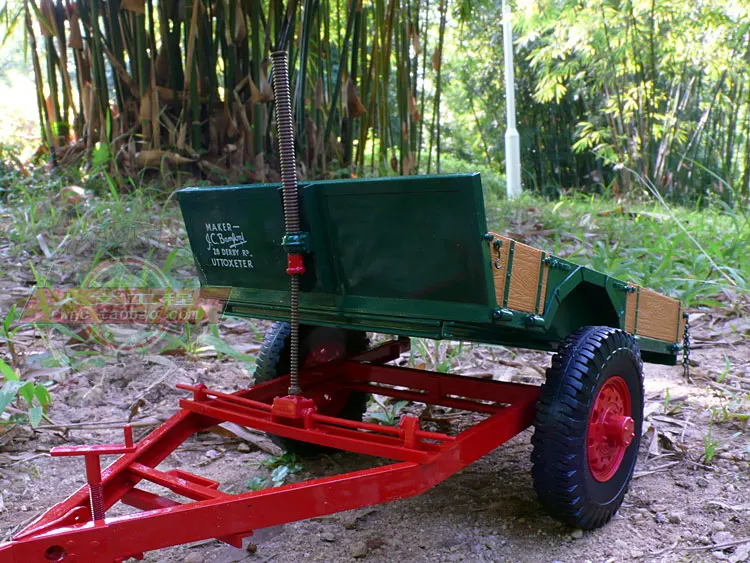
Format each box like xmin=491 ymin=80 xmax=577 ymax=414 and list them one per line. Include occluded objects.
xmin=89 ymin=483 xmax=105 ymax=521
xmin=270 ymin=51 xmax=301 ymax=235
xmin=271 ymin=50 xmax=302 ymax=395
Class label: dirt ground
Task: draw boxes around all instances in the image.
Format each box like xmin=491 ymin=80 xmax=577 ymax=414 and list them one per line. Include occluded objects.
xmin=0 ymin=203 xmax=748 ymax=562
xmin=0 ymin=308 xmax=747 ymax=563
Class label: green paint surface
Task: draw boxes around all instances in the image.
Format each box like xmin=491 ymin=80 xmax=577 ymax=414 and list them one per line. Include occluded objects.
xmin=178 ymin=174 xmax=679 ymax=365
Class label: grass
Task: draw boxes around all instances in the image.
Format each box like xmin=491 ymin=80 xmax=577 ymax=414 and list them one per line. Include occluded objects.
xmin=3 ymin=164 xmax=748 ymax=311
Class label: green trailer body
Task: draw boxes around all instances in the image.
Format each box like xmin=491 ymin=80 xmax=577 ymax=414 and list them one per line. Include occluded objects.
xmin=178 ymin=173 xmax=683 ymax=365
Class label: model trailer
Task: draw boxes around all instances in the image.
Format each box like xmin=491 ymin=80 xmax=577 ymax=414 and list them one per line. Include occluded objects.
xmin=0 ymin=55 xmax=686 ymax=562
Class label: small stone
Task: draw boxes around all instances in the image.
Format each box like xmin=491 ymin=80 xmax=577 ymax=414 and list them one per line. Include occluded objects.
xmin=238 ymin=442 xmax=251 ymax=453
xmin=713 ymin=531 xmax=733 ymax=545
xmin=205 ymin=449 xmax=221 ymax=459
xmin=614 ymin=539 xmax=629 ymax=551
xmin=184 ymin=554 xmax=204 ymax=563
xmin=320 ymin=532 xmax=336 ymax=543
xmin=437 ymin=538 xmax=462 ymax=550
xmin=631 ymin=551 xmax=644 ymax=558
xmin=713 ymin=521 xmax=727 ymax=532
xmin=631 ymin=513 xmax=643 ymax=521
xmin=350 ymin=541 xmax=368 ymax=558
xmin=342 ymin=514 xmax=359 ymax=530
xmin=668 ymin=512 xmax=682 ymax=524
xmin=697 ymin=477 xmax=710 ymax=488
xmin=570 ymin=529 xmax=584 ymax=540
xmin=654 ymin=513 xmax=666 ymax=524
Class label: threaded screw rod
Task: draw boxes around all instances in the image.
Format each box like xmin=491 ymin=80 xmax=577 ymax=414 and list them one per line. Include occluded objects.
xmin=271 ymin=49 xmax=303 ymax=396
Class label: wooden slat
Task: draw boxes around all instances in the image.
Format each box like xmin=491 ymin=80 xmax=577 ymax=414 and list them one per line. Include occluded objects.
xmin=486 ymin=234 xmax=682 ymax=340
xmin=625 ymin=286 xmax=638 ymax=334
xmin=636 ymin=288 xmax=680 ymax=342
xmin=538 ymin=260 xmax=550 ymax=314
xmin=487 ymin=233 xmax=510 ymax=307
xmin=507 ymin=242 xmax=543 ymax=313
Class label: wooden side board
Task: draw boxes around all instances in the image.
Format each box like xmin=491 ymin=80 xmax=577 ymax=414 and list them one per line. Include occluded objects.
xmin=487 ymin=233 xmax=683 ymax=343
xmin=624 ymin=285 xmax=684 ymax=342
xmin=487 ymin=233 xmax=549 ymax=314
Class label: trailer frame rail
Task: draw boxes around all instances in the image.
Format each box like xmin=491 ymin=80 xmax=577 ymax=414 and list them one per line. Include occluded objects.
xmin=0 ymin=338 xmax=540 ymax=563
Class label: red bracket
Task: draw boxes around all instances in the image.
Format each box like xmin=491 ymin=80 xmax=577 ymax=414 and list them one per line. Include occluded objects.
xmin=51 ymin=425 xmax=136 ymax=521
xmin=286 ymin=254 xmax=305 ymax=275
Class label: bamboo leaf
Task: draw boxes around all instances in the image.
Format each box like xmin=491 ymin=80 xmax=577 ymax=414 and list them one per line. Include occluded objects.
xmin=120 ymin=0 xmax=145 ymax=14
xmin=135 ymin=150 xmax=196 ymax=166
xmin=346 ymin=79 xmax=366 ymax=118
xmin=431 ymin=46 xmax=440 ymax=72
xmin=0 ymin=358 xmax=19 ymax=382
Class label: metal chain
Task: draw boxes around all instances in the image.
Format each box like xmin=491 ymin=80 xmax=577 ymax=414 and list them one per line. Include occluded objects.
xmin=493 ymin=239 xmax=503 ymax=270
xmin=682 ymin=314 xmax=691 ymax=381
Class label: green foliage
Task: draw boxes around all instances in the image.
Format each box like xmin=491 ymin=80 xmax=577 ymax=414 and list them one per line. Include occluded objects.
xmin=0 ymin=305 xmax=24 ymax=367
xmin=367 ymin=396 xmax=409 ymax=426
xmin=246 ymin=453 xmax=304 ymax=491
xmin=410 ymin=338 xmax=464 ymax=373
xmin=703 ymin=424 xmax=719 ymax=464
xmin=514 ymin=0 xmax=750 ymax=201
xmin=246 ymin=476 xmax=267 ymax=492
xmin=0 ymin=357 xmax=52 ymax=428
xmin=717 ymin=356 xmax=731 ymax=384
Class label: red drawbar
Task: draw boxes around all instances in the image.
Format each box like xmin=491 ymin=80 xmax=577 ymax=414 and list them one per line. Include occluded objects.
xmin=286 ymin=254 xmax=305 ymax=275
xmin=0 ymin=338 xmax=540 ymax=563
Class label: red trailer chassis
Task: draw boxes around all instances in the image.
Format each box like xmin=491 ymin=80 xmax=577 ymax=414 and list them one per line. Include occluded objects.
xmin=0 ymin=338 xmax=540 ymax=563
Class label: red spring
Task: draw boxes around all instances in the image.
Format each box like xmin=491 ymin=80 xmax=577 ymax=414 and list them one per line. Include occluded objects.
xmin=286 ymin=254 xmax=305 ymax=275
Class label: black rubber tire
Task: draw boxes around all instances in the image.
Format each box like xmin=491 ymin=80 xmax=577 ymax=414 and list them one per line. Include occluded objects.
xmin=254 ymin=322 xmax=370 ymax=456
xmin=531 ymin=326 xmax=644 ymax=530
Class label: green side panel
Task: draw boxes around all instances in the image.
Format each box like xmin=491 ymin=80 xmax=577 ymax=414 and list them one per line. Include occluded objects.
xmin=304 ymin=174 xmax=491 ymax=306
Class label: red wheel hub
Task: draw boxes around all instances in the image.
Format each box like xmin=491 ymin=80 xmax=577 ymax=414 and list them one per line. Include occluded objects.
xmin=303 ymin=341 xmax=349 ymax=415
xmin=587 ymin=376 xmax=634 ymax=482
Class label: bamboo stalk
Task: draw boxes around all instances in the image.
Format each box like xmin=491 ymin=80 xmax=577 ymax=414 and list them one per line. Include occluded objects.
xmin=322 ymin=0 xmax=357 ymax=153
xmin=25 ymin=0 xmax=55 ymax=154
xmin=249 ymin=0 xmax=262 ymax=156
xmin=426 ymin=0 xmax=445 ymax=174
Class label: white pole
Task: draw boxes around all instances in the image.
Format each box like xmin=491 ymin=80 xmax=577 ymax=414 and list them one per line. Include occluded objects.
xmin=502 ymin=0 xmax=522 ymax=198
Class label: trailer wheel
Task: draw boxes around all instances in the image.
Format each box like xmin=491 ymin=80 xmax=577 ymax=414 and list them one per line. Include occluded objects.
xmin=531 ymin=326 xmax=643 ymax=529
xmin=255 ymin=322 xmax=370 ymax=456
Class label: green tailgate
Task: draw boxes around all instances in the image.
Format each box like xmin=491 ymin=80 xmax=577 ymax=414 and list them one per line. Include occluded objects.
xmin=178 ymin=174 xmax=497 ymax=331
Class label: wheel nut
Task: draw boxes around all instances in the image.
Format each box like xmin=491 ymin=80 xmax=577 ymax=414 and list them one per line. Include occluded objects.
xmin=604 ymin=415 xmax=635 ymax=447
